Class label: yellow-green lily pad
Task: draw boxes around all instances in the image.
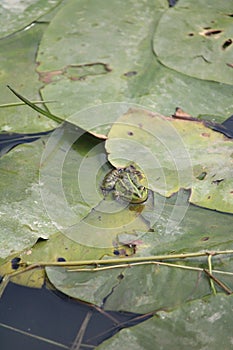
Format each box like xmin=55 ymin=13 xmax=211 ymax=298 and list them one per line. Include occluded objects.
xmin=106 ymin=108 xmax=233 ymax=213
xmin=153 ymin=0 xmax=233 ymax=84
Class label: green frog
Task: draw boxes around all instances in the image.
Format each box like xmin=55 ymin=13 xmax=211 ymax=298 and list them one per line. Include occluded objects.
xmin=101 ymin=164 xmax=148 ymax=204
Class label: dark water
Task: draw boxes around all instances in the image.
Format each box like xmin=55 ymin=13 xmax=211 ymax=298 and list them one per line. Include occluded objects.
xmin=0 ymin=281 xmax=151 ymax=350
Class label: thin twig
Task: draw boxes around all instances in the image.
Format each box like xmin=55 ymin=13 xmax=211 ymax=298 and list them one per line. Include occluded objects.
xmin=2 ymin=250 xmax=233 ymax=298
xmin=20 ymin=249 xmax=233 ymax=268
xmin=207 ymin=254 xmax=217 ymax=295
xmin=70 ymin=311 xmax=92 ymax=350
xmin=0 ymin=101 xmax=55 ymax=108
xmin=203 ymin=269 xmax=233 ymax=295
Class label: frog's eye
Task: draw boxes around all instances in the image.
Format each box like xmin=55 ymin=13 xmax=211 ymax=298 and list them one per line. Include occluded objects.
xmin=118 ymin=168 xmax=124 ymax=174
xmin=125 ymin=164 xmax=136 ymax=172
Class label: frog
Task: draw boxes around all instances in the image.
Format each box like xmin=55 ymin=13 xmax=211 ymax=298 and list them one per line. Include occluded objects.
xmin=101 ymin=164 xmax=148 ymax=204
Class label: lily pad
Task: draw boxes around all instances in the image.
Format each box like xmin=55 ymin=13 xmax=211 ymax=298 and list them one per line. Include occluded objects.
xmin=0 ymin=123 xmax=109 ymax=260
xmin=0 ymin=231 xmax=114 ymax=290
xmin=39 ymin=121 xmax=155 ymax=249
xmin=46 ymin=263 xmax=210 ymax=310
xmin=37 ymin=0 xmax=233 ymax=129
xmin=153 ymin=0 xmax=233 ymax=84
xmin=105 ymin=108 xmax=233 ymax=213
xmin=0 ymin=136 xmax=55 ymax=259
xmin=97 ymin=294 xmax=233 ymax=350
xmin=0 ymin=0 xmax=62 ymax=39
xmin=0 ymin=23 xmax=56 ymax=133
xmin=45 ymin=193 xmax=233 ymax=312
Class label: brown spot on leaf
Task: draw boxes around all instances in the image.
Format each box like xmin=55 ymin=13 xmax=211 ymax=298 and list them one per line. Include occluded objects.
xmin=39 ymin=70 xmax=63 ymax=84
xmin=201 ymin=237 xmax=209 ymax=241
xmin=128 ymin=131 xmax=134 ymax=136
xmin=201 ymin=132 xmax=210 ymax=137
xmin=124 ymin=71 xmax=137 ymax=77
xmin=172 ymin=108 xmax=198 ymax=121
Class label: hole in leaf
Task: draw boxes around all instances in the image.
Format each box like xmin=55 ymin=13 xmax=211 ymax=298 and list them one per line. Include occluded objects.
xmin=168 ymin=0 xmax=177 ymax=7
xmin=57 ymin=257 xmax=66 ymax=262
xmin=204 ymin=29 xmax=222 ymax=36
xmin=11 ymin=257 xmax=21 ymax=270
xmin=211 ymin=179 xmax=224 ymax=185
xmin=117 ymin=273 xmax=124 ymax=280
xmin=222 ymin=39 xmax=232 ymax=49
xmin=196 ymin=171 xmax=207 ymax=180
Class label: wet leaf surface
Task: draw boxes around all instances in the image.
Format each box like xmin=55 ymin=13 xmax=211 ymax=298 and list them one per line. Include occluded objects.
xmin=0 ymin=23 xmax=56 ymax=133
xmin=153 ymin=0 xmax=233 ymax=84
xmin=0 ymin=0 xmax=61 ymax=38
xmin=97 ymin=294 xmax=233 ymax=350
xmin=106 ymin=108 xmax=233 ymax=213
xmin=0 ymin=1 xmax=233 ymax=347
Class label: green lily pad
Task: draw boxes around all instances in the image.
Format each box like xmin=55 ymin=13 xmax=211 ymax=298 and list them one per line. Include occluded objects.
xmin=46 ymin=262 xmax=210 ymax=310
xmin=105 ymin=108 xmax=233 ymax=213
xmin=0 ymin=123 xmax=109 ymax=260
xmin=45 ymin=192 xmax=233 ymax=312
xmin=0 ymin=230 xmax=114 ymax=290
xmin=0 ymin=0 xmax=62 ymax=39
xmin=39 ymin=121 xmax=155 ymax=249
xmin=145 ymin=193 xmax=233 ymax=256
xmin=0 ymin=23 xmax=56 ymax=133
xmin=0 ymin=136 xmax=57 ymax=259
xmin=97 ymin=294 xmax=233 ymax=350
xmin=37 ymin=0 xmax=233 ymax=129
xmin=153 ymin=0 xmax=233 ymax=84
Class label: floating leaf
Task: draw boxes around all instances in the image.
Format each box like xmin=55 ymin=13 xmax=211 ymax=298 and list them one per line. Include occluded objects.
xmin=105 ymin=108 xmax=233 ymax=213
xmin=0 ymin=137 xmax=55 ymax=259
xmin=97 ymin=294 xmax=233 ymax=350
xmin=153 ymin=0 xmax=233 ymax=84
xmin=45 ymin=194 xmax=233 ymax=312
xmin=0 ymin=231 xmax=113 ymax=290
xmin=0 ymin=0 xmax=62 ymax=39
xmin=0 ymin=23 xmax=56 ymax=133
xmin=37 ymin=0 xmax=233 ymax=128
xmin=0 ymin=123 xmax=108 ymax=260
